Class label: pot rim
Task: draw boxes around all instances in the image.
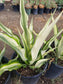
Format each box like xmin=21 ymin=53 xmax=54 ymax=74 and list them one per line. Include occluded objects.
xmin=16 ymin=63 xmax=48 ymax=78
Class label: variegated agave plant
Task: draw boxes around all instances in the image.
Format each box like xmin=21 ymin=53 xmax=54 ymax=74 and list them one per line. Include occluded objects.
xmin=0 ymin=0 xmax=63 ymax=75
xmin=50 ymin=17 xmax=63 ymax=62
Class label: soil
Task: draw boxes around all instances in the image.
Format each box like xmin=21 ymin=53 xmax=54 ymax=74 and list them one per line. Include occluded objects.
xmin=58 ymin=59 xmax=63 ymax=66
xmin=0 ymin=72 xmax=9 ymax=84
xmin=17 ymin=64 xmax=45 ymax=77
xmin=0 ymin=3 xmax=63 ymax=84
xmin=17 ymin=67 xmax=39 ymax=77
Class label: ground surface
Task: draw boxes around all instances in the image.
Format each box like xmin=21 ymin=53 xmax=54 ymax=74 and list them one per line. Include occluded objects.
xmin=0 ymin=4 xmax=63 ymax=84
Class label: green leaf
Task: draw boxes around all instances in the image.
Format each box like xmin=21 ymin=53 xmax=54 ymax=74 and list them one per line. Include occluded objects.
xmin=0 ymin=47 xmax=5 ymax=63
xmin=29 ymin=19 xmax=34 ymax=45
xmin=20 ymin=0 xmax=28 ymax=30
xmin=0 ymin=33 xmax=27 ymax=61
xmin=20 ymin=0 xmax=30 ymax=47
xmin=58 ymin=37 xmax=63 ymax=60
xmin=31 ymin=11 xmax=63 ymax=64
xmin=43 ymin=29 xmax=63 ymax=50
xmin=42 ymin=48 xmax=56 ymax=58
xmin=35 ymin=59 xmax=48 ymax=68
xmin=0 ymin=59 xmax=22 ymax=76
xmin=0 ymin=23 xmax=13 ymax=36
xmin=52 ymin=16 xmax=58 ymax=47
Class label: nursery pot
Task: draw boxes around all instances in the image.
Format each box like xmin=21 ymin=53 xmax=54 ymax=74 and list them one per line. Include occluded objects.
xmin=51 ymin=8 xmax=55 ymax=13
xmin=32 ymin=8 xmax=38 ymax=15
xmin=12 ymin=52 xmax=48 ymax=84
xmin=0 ymin=57 xmax=10 ymax=84
xmin=45 ymin=62 xmax=63 ymax=79
xmin=44 ymin=8 xmax=51 ymax=14
xmin=38 ymin=4 xmax=44 ymax=14
xmin=38 ymin=7 xmax=44 ymax=14
xmin=12 ymin=4 xmax=19 ymax=12
xmin=0 ymin=3 xmax=4 ymax=11
xmin=31 ymin=5 xmax=38 ymax=15
xmin=57 ymin=5 xmax=62 ymax=12
xmin=25 ymin=8 xmax=31 ymax=15
xmin=16 ymin=64 xmax=48 ymax=84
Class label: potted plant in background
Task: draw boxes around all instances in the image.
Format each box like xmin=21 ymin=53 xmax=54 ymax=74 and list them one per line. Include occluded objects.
xmin=45 ymin=17 xmax=63 ymax=79
xmin=44 ymin=0 xmax=52 ymax=14
xmin=32 ymin=0 xmax=39 ymax=15
xmin=38 ymin=0 xmax=45 ymax=14
xmin=11 ymin=0 xmax=20 ymax=12
xmin=0 ymin=48 xmax=10 ymax=84
xmin=0 ymin=0 xmax=63 ymax=84
xmin=51 ymin=0 xmax=57 ymax=13
xmin=24 ymin=0 xmax=32 ymax=15
xmin=55 ymin=0 xmax=63 ymax=12
xmin=0 ymin=0 xmax=4 ymax=11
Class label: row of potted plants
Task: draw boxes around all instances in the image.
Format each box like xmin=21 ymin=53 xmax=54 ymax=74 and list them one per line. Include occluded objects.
xmin=0 ymin=0 xmax=63 ymax=14
xmin=11 ymin=0 xmax=63 ymax=15
xmin=0 ymin=0 xmax=63 ymax=84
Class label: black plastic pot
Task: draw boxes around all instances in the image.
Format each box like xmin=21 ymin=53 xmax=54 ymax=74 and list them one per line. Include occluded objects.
xmin=51 ymin=8 xmax=55 ymax=13
xmin=12 ymin=5 xmax=19 ymax=12
xmin=25 ymin=8 xmax=31 ymax=15
xmin=57 ymin=5 xmax=62 ymax=12
xmin=38 ymin=7 xmax=44 ymax=14
xmin=0 ymin=3 xmax=4 ymax=11
xmin=11 ymin=52 xmax=48 ymax=84
xmin=0 ymin=57 xmax=10 ymax=84
xmin=45 ymin=62 xmax=63 ymax=79
xmin=17 ymin=64 xmax=48 ymax=84
xmin=31 ymin=8 xmax=38 ymax=15
xmin=44 ymin=8 xmax=51 ymax=14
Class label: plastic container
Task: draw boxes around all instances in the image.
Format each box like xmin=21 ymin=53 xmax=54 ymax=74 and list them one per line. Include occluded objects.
xmin=11 ymin=52 xmax=48 ymax=84
xmin=38 ymin=8 xmax=44 ymax=14
xmin=0 ymin=57 xmax=10 ymax=84
xmin=45 ymin=62 xmax=63 ymax=79
xmin=0 ymin=3 xmax=4 ymax=11
xmin=12 ymin=5 xmax=19 ymax=12
xmin=25 ymin=8 xmax=31 ymax=15
xmin=32 ymin=8 xmax=38 ymax=15
xmin=44 ymin=8 xmax=51 ymax=14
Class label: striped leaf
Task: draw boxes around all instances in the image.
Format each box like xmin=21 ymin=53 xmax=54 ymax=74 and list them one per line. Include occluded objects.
xmin=58 ymin=37 xmax=63 ymax=60
xmin=31 ymin=11 xmax=63 ymax=64
xmin=0 ymin=59 xmax=22 ymax=76
xmin=0 ymin=33 xmax=27 ymax=61
xmin=0 ymin=47 xmax=5 ymax=63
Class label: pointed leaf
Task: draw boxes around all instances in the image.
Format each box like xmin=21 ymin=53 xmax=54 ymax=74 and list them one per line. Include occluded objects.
xmin=0 ymin=60 xmax=22 ymax=76
xmin=58 ymin=37 xmax=63 ymax=60
xmin=0 ymin=23 xmax=13 ymax=36
xmin=35 ymin=59 xmax=48 ymax=68
xmin=20 ymin=0 xmax=28 ymax=30
xmin=31 ymin=11 xmax=63 ymax=64
xmin=0 ymin=47 xmax=5 ymax=63
xmin=0 ymin=33 xmax=27 ymax=61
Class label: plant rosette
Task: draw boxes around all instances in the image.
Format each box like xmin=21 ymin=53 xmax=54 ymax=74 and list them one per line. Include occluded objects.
xmin=0 ymin=0 xmax=63 ymax=84
xmin=0 ymin=48 xmax=10 ymax=84
xmin=45 ymin=17 xmax=63 ymax=79
xmin=11 ymin=52 xmax=48 ymax=84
